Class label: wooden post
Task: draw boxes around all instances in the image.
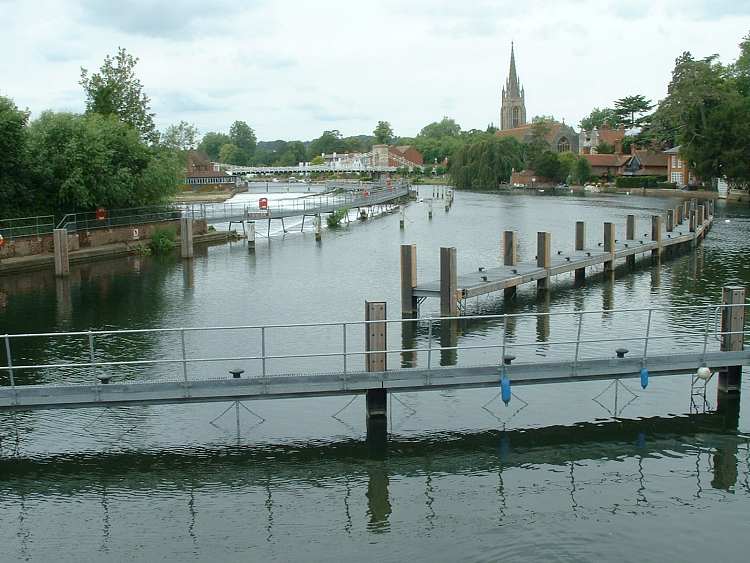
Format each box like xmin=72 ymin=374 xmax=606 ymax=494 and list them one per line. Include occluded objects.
xmin=440 ymin=247 xmax=457 ymax=316
xmin=365 ymin=301 xmax=387 ymax=420
xmin=718 ymin=286 xmax=745 ymax=396
xmin=666 ymin=209 xmax=674 ymax=232
xmin=683 ymin=201 xmax=689 ymax=224
xmin=626 ymin=215 xmax=636 ymax=269
xmin=247 ymin=221 xmax=256 ymax=253
xmin=180 ymin=216 xmax=194 ymax=259
xmin=53 ymin=228 xmax=70 ymax=277
xmin=697 ymin=205 xmax=705 ymax=237
xmin=428 ymin=200 xmax=433 ymax=219
xmin=604 ymin=222 xmax=615 ymax=272
xmin=536 ymin=232 xmax=551 ymax=290
xmin=651 ymin=215 xmax=662 ymax=258
xmin=399 ymin=206 xmax=405 ymax=229
xmin=400 ymin=244 xmax=418 ymax=316
xmin=574 ymin=221 xmax=585 ymax=284
xmin=503 ymin=231 xmax=518 ymax=299
xmin=314 ymin=214 xmax=322 ymax=241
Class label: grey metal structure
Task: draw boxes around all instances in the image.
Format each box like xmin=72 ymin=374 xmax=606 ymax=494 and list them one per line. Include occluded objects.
xmin=0 ymin=301 xmax=746 ymax=411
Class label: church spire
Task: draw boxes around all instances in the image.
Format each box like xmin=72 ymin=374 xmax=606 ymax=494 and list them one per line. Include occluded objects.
xmin=500 ymin=42 xmax=526 ymax=130
xmin=506 ymin=41 xmax=521 ymax=98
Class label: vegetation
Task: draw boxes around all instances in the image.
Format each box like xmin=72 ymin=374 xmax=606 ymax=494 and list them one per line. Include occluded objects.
xmin=326 ymin=208 xmax=349 ymax=228
xmin=449 ymin=137 xmax=523 ymax=189
xmin=149 ymin=227 xmax=177 ymax=255
xmin=373 ymin=121 xmax=394 ymax=144
xmin=614 ymin=176 xmax=666 ymax=189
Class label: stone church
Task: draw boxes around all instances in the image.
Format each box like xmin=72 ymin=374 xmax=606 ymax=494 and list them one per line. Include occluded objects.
xmin=495 ymin=43 xmax=578 ymax=153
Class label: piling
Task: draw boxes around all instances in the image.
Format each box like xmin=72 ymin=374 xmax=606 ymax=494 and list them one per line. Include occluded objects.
xmin=440 ymin=247 xmax=458 ymax=316
xmin=504 ymin=230 xmax=518 ymax=299
xmin=651 ymin=215 xmax=662 ymax=258
xmin=626 ymin=215 xmax=636 ymax=269
xmin=604 ymin=222 xmax=615 ymax=272
xmin=666 ymin=209 xmax=674 ymax=233
xmin=314 ymin=214 xmax=322 ymax=241
xmin=365 ymin=301 xmax=388 ymax=423
xmin=574 ymin=221 xmax=586 ymax=285
xmin=697 ymin=205 xmax=705 ymax=238
xmin=180 ymin=216 xmax=194 ymax=259
xmin=717 ymin=286 xmax=745 ymax=407
xmin=399 ymin=206 xmax=405 ymax=230
xmin=683 ymin=201 xmax=689 ymax=224
xmin=400 ymin=244 xmax=418 ymax=316
xmin=536 ymin=232 xmax=551 ymax=290
xmin=428 ymin=200 xmax=433 ymax=220
xmin=53 ymin=228 xmax=69 ymax=277
xmin=247 ymin=221 xmax=256 ymax=253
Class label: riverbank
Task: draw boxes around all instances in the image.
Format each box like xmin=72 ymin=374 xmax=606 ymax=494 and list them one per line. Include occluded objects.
xmin=0 ymin=231 xmax=230 ymax=275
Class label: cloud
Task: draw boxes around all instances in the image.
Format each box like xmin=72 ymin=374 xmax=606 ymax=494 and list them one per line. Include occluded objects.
xmin=79 ymin=0 xmax=260 ymax=39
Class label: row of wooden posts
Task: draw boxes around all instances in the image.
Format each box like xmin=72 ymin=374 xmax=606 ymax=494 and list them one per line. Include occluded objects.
xmin=400 ymin=198 xmax=715 ymax=317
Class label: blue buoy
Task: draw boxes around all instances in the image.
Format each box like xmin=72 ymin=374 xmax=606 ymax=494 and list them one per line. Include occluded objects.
xmin=501 ymin=374 xmax=511 ymax=405
xmin=640 ymin=367 xmax=649 ymax=389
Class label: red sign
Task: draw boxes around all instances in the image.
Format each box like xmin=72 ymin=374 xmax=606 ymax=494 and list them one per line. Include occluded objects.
xmin=259 ymin=198 xmax=268 ymax=210
xmin=95 ymin=207 xmax=107 ymax=221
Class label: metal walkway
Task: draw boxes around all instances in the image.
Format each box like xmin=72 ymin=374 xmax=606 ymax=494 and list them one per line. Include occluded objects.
xmin=0 ymin=297 xmax=746 ymax=411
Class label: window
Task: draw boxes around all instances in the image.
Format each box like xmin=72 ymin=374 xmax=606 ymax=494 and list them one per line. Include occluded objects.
xmin=512 ymin=107 xmax=520 ymax=128
xmin=671 ymin=172 xmax=683 ymax=185
xmin=557 ymin=137 xmax=571 ymax=153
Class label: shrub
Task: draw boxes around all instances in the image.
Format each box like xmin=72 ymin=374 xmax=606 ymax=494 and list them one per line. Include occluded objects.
xmin=149 ymin=226 xmax=177 ymax=255
xmin=656 ymin=182 xmax=678 ymax=189
xmin=615 ymin=176 xmax=664 ymax=189
xmin=326 ymin=208 xmax=349 ymax=228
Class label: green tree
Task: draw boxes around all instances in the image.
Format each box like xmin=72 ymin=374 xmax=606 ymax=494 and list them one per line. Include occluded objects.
xmin=0 ymin=96 xmax=33 ymax=216
xmin=596 ymin=141 xmax=615 ymax=154
xmin=309 ymin=130 xmax=346 ymax=157
xmin=575 ymin=156 xmax=592 ymax=184
xmin=198 ymin=132 xmax=231 ymax=161
xmin=614 ymin=95 xmax=654 ymax=128
xmin=449 ymin=136 xmax=524 ymax=189
xmin=533 ymin=151 xmax=562 ymax=181
xmin=579 ymin=107 xmax=618 ymax=130
xmin=277 ymin=141 xmax=307 ymax=166
xmin=373 ymin=121 xmax=395 ymax=144
xmin=419 ymin=117 xmax=461 ymax=138
xmin=161 ymin=121 xmax=198 ymax=151
xmin=218 ymin=143 xmax=247 ymax=165
xmin=79 ymin=47 xmax=158 ymax=144
xmin=26 ymin=111 xmax=178 ymax=211
xmin=310 ymin=155 xmax=325 ymax=165
xmin=229 ymin=120 xmax=257 ymax=157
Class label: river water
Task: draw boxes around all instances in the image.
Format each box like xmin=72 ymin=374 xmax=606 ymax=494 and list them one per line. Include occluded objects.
xmin=0 ymin=187 xmax=749 ymax=562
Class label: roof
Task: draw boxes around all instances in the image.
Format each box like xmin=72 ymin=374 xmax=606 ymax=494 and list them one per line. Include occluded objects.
xmin=633 ymin=150 xmax=667 ymax=167
xmin=597 ymin=126 xmax=625 ymax=145
xmin=186 ymin=167 xmax=232 ymax=178
xmin=496 ymin=121 xmax=575 ymax=145
xmin=582 ymin=154 xmax=630 ymax=167
xmin=663 ymin=146 xmax=681 ymax=154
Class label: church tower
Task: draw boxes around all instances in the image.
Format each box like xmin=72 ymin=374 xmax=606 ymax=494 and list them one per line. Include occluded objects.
xmin=500 ymin=42 xmax=526 ymax=130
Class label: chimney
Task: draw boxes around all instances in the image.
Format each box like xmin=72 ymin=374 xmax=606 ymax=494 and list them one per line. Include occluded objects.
xmin=630 ymin=143 xmax=637 ymax=155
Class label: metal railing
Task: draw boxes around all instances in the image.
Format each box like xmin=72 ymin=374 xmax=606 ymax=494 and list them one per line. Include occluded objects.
xmin=57 ymin=206 xmax=182 ymax=233
xmin=0 ymin=215 xmax=56 ymax=240
xmin=0 ymin=302 xmax=746 ymax=390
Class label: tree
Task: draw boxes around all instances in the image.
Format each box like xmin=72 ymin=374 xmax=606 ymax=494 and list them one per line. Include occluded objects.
xmin=596 ymin=141 xmax=615 ymax=154
xmin=419 ymin=117 xmax=461 ymax=138
xmin=533 ymin=151 xmax=562 ymax=181
xmin=0 ymin=96 xmax=33 ymax=216
xmin=218 ymin=143 xmax=247 ymax=165
xmin=310 ymin=155 xmax=325 ymax=165
xmin=575 ymin=156 xmax=592 ymax=184
xmin=161 ymin=121 xmax=199 ymax=151
xmin=26 ymin=111 xmax=178 ymax=212
xmin=198 ymin=132 xmax=231 ymax=161
xmin=449 ymin=137 xmax=524 ymax=189
xmin=614 ymin=95 xmax=654 ymax=129
xmin=373 ymin=121 xmax=395 ymax=144
xmin=308 ymin=130 xmax=346 ymax=157
xmin=80 ymin=47 xmax=158 ymax=144
xmin=277 ymin=141 xmax=307 ymax=166
xmin=579 ymin=107 xmax=618 ymax=131
xmin=229 ymin=120 xmax=257 ymax=156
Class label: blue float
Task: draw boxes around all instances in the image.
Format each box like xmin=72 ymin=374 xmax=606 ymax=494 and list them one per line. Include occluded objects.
xmin=640 ymin=367 xmax=649 ymax=389
xmin=501 ymin=374 xmax=511 ymax=405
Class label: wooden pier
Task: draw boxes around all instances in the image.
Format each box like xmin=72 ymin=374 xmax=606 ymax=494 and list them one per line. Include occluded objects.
xmin=403 ymin=199 xmax=715 ymax=316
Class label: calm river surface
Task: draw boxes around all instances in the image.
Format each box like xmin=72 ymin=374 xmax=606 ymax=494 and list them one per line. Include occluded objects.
xmin=1 ymin=187 xmax=749 ymax=562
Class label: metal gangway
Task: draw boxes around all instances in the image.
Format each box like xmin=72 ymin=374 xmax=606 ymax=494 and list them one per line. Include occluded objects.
xmin=0 ymin=289 xmax=746 ymax=415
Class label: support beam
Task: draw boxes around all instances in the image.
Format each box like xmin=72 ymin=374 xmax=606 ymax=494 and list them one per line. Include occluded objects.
xmin=180 ymin=216 xmax=194 ymax=259
xmin=440 ymin=247 xmax=458 ymax=316
xmin=247 ymin=221 xmax=256 ymax=253
xmin=503 ymin=231 xmax=518 ymax=299
xmin=697 ymin=205 xmax=705 ymax=237
xmin=536 ymin=232 xmax=551 ymax=290
xmin=53 ymin=228 xmax=70 ymax=277
xmin=718 ymin=286 xmax=745 ymax=395
xmin=626 ymin=215 xmax=636 ymax=269
xmin=365 ymin=301 xmax=387 ymax=422
xmin=651 ymin=215 xmax=662 ymax=258
xmin=604 ymin=222 xmax=615 ymax=272
xmin=575 ymin=221 xmax=586 ymax=284
xmin=400 ymin=244 xmax=418 ymax=316
xmin=666 ymin=209 xmax=674 ymax=233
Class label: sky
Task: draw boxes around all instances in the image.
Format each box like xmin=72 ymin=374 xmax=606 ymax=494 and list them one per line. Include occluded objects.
xmin=2 ymin=0 xmax=750 ymax=142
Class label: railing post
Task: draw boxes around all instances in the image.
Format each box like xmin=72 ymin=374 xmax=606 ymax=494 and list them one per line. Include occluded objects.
xmin=4 ymin=335 xmax=15 ymax=390
xmin=440 ymin=247 xmax=458 ymax=317
xmin=574 ymin=222 xmax=586 ymax=284
xmin=365 ymin=301 xmax=387 ymax=422
xmin=400 ymin=244 xmax=418 ymax=316
xmin=181 ymin=329 xmax=189 ymax=385
xmin=536 ymin=231 xmax=551 ymax=290
xmin=504 ymin=230 xmax=518 ymax=298
xmin=718 ymin=285 xmax=745 ymax=396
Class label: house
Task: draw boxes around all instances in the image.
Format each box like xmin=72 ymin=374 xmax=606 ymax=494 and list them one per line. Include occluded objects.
xmin=371 ymin=144 xmax=423 ymax=169
xmin=623 ymin=150 xmax=668 ymax=177
xmin=495 ymin=120 xmax=579 ymax=153
xmin=581 ymin=154 xmax=631 ymax=178
xmin=664 ymin=146 xmax=692 ymax=187
xmin=183 ymin=151 xmax=238 ymax=190
xmin=579 ymin=125 xmax=625 ymax=154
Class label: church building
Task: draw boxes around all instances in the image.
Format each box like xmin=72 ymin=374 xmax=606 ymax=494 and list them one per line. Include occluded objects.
xmin=495 ymin=44 xmax=578 ymax=154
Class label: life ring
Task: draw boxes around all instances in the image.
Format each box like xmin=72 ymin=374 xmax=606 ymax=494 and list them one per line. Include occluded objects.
xmin=259 ymin=198 xmax=268 ymax=210
xmin=0 ymin=234 xmax=4 ymax=248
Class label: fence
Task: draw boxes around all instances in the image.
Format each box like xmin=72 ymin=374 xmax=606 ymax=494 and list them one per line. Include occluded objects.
xmin=0 ymin=215 xmax=55 ymax=241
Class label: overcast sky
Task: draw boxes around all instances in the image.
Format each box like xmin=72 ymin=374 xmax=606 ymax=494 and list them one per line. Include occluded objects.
xmin=2 ymin=0 xmax=750 ymax=141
